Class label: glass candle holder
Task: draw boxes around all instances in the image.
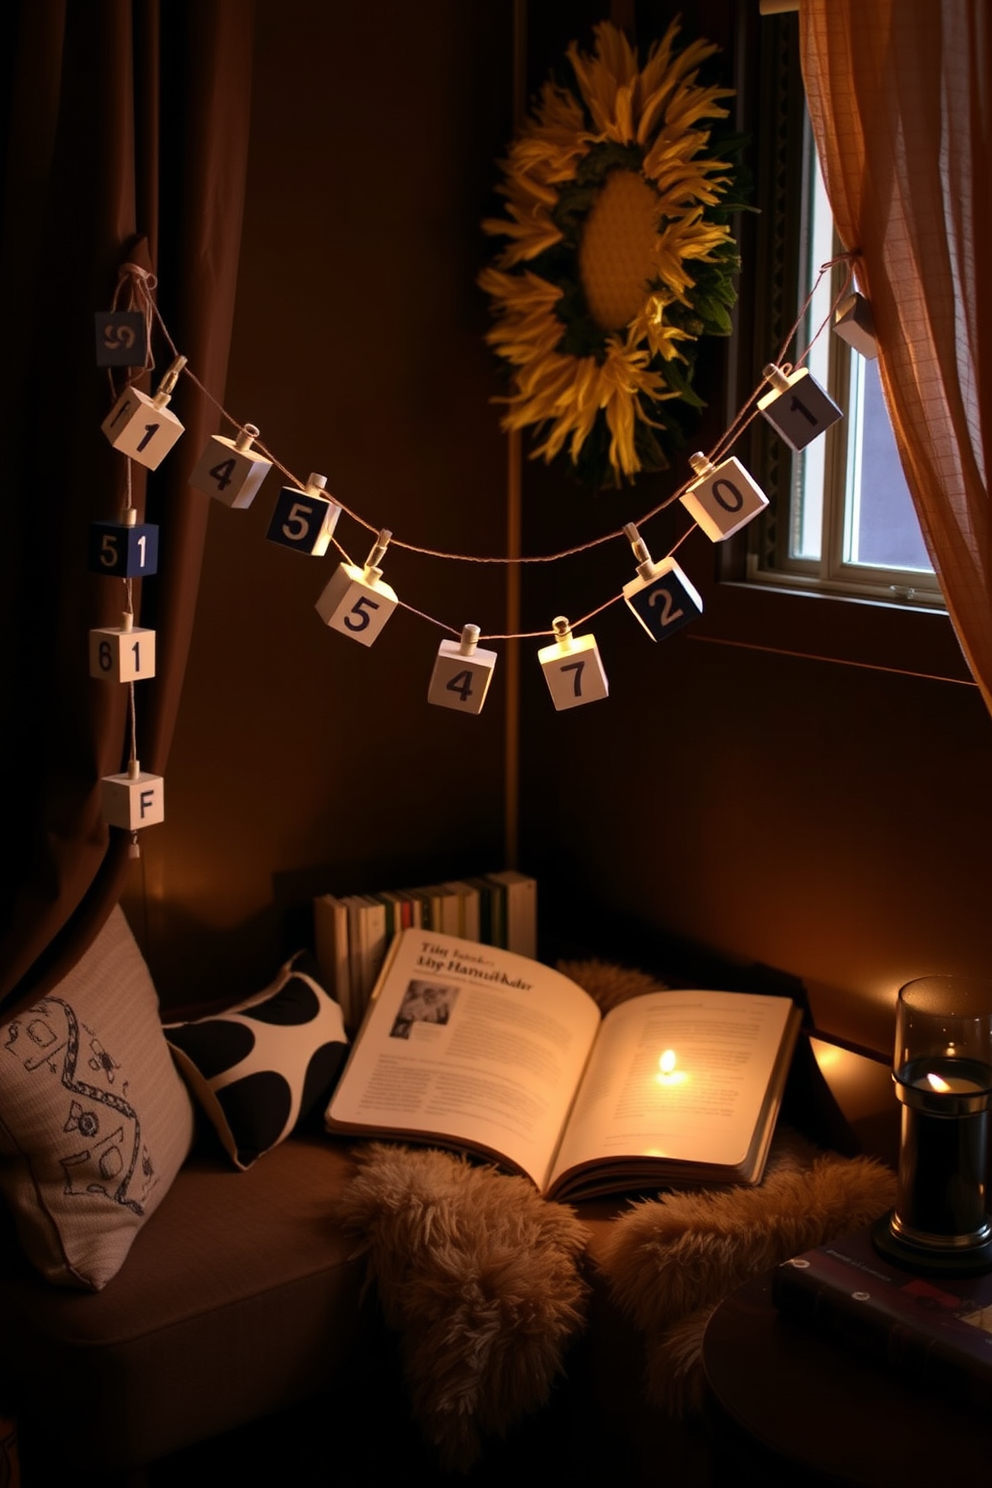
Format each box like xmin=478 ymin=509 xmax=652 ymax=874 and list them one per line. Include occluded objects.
xmin=874 ymin=975 xmax=992 ymax=1273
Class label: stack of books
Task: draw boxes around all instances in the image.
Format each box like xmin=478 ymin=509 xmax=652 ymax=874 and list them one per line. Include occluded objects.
xmin=314 ymin=870 xmax=536 ymax=1031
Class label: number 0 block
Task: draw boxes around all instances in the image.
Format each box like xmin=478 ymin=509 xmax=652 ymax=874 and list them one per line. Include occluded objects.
xmin=101 ymin=387 xmax=184 ymax=469
xmin=316 ymin=563 xmax=398 ymax=646
xmin=680 ymin=456 xmax=769 ymax=542
xmin=428 ymin=637 xmax=497 ymax=714
xmin=538 ymin=632 xmax=609 ymax=710
xmin=101 ymin=769 xmax=165 ymax=829
xmin=190 ymin=434 xmax=273 ymax=509
xmin=623 ymin=557 xmax=703 ymax=641
xmin=89 ymin=625 xmax=156 ymax=683
xmin=757 ymin=367 xmax=842 ymax=451
xmin=88 ymin=521 xmax=159 ymax=577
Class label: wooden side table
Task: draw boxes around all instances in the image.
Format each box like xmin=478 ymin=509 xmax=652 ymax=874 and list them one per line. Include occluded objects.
xmin=702 ymin=1267 xmax=992 ymax=1486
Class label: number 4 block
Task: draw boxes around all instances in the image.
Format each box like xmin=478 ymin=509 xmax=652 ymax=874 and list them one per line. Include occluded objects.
xmin=538 ymin=619 xmax=608 ymax=711
xmin=189 ymin=425 xmax=272 ymax=509
xmin=428 ymin=625 xmax=496 ymax=714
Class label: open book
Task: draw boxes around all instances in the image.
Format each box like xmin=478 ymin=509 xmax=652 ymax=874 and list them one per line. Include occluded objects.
xmin=325 ymin=930 xmax=802 ymax=1201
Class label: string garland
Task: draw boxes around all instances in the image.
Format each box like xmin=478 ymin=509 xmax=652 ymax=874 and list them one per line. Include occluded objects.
xmin=89 ymin=246 xmax=864 ymax=842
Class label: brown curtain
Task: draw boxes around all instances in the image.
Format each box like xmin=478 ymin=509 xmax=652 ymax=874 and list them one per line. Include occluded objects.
xmin=0 ymin=0 xmax=254 ymax=1009
xmin=799 ymin=0 xmax=992 ymax=714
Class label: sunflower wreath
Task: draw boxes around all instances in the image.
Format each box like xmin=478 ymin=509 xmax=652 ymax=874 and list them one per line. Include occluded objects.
xmin=479 ymin=18 xmax=746 ymax=488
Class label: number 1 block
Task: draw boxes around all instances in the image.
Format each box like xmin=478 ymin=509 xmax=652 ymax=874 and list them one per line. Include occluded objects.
xmin=758 ymin=366 xmax=842 ymax=451
xmin=623 ymin=557 xmax=703 ymax=641
xmin=538 ymin=631 xmax=608 ymax=710
xmin=316 ymin=563 xmax=398 ymax=647
xmin=428 ymin=628 xmax=497 ymax=714
xmin=101 ymin=387 xmax=184 ymax=469
xmin=680 ymin=456 xmax=769 ymax=542
xmin=88 ymin=520 xmax=159 ymax=577
xmin=101 ymin=767 xmax=165 ymax=829
xmin=89 ymin=624 xmax=156 ymax=683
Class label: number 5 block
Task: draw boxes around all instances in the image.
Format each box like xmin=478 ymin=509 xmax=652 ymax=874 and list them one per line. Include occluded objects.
xmin=680 ymin=454 xmax=769 ymax=542
xmin=538 ymin=619 xmax=608 ymax=710
xmin=189 ymin=425 xmax=272 ymax=509
xmin=89 ymin=621 xmax=156 ymax=682
xmin=88 ymin=518 xmax=159 ymax=577
xmin=316 ymin=563 xmax=398 ymax=646
xmin=266 ymin=474 xmax=341 ymax=556
xmin=428 ymin=625 xmax=496 ymax=714
xmin=101 ymin=762 xmax=164 ymax=829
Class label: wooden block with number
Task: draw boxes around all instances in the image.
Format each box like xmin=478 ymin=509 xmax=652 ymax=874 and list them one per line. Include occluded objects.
xmin=88 ymin=521 xmax=159 ymax=578
xmin=101 ymin=387 xmax=184 ymax=469
xmin=623 ymin=556 xmax=703 ymax=641
xmin=101 ymin=769 xmax=165 ymax=829
xmin=89 ymin=625 xmax=156 ymax=683
xmin=680 ymin=457 xmax=769 ymax=542
xmin=757 ymin=367 xmax=842 ymax=451
xmin=94 ymin=311 xmax=147 ymax=367
xmin=428 ymin=638 xmax=497 ymax=714
xmin=189 ymin=434 xmax=272 ymax=509
xmin=266 ymin=485 xmax=342 ymax=557
xmin=538 ymin=632 xmax=609 ymax=710
xmin=316 ymin=563 xmax=398 ymax=646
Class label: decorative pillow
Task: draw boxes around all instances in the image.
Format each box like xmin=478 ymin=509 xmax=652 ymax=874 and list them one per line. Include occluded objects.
xmin=164 ymin=952 xmax=348 ymax=1171
xmin=0 ymin=906 xmax=196 ymax=1291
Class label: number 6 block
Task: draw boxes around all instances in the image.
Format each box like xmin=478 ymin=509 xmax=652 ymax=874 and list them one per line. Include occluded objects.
xmin=680 ymin=453 xmax=769 ymax=542
xmin=89 ymin=619 xmax=156 ymax=683
xmin=428 ymin=625 xmax=496 ymax=714
xmin=538 ymin=618 xmax=608 ymax=711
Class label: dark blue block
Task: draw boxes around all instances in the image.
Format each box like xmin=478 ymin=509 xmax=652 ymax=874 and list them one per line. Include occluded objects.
xmin=266 ymin=487 xmax=336 ymax=555
xmin=627 ymin=571 xmax=702 ymax=640
xmin=88 ymin=521 xmax=159 ymax=577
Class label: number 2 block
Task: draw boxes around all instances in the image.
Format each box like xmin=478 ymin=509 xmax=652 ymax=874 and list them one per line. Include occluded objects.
xmin=623 ymin=557 xmax=703 ymax=641
xmin=428 ymin=636 xmax=497 ymax=714
xmin=680 ymin=456 xmax=769 ymax=542
xmin=101 ymin=768 xmax=165 ymax=830
xmin=88 ymin=521 xmax=159 ymax=577
xmin=189 ymin=434 xmax=272 ymax=510
xmin=89 ymin=625 xmax=156 ymax=683
xmin=316 ymin=563 xmax=398 ymax=646
xmin=538 ymin=632 xmax=609 ymax=710
xmin=101 ymin=387 xmax=184 ymax=469
xmin=758 ymin=367 xmax=842 ymax=451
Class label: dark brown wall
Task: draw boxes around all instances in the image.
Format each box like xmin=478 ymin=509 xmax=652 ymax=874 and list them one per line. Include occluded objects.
xmin=123 ymin=1 xmax=992 ymax=1064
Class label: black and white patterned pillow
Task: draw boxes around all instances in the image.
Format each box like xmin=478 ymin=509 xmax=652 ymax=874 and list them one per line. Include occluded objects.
xmin=165 ymin=953 xmax=348 ymax=1170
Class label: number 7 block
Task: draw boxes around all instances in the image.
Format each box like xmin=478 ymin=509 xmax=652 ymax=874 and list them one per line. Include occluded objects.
xmin=538 ymin=618 xmax=608 ymax=710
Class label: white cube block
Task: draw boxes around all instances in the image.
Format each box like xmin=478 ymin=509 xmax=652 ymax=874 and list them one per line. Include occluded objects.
xmin=189 ymin=434 xmax=272 ymax=509
xmin=316 ymin=563 xmax=398 ymax=646
xmin=101 ymin=769 xmax=165 ymax=829
xmin=757 ymin=367 xmax=842 ymax=451
xmin=89 ymin=625 xmax=156 ymax=683
xmin=428 ymin=638 xmax=497 ymax=714
xmin=101 ymin=388 xmax=184 ymax=469
xmin=538 ymin=632 xmax=609 ymax=710
xmin=680 ymin=456 xmax=769 ymax=542
xmin=833 ymin=292 xmax=878 ymax=359
xmin=623 ymin=556 xmax=703 ymax=641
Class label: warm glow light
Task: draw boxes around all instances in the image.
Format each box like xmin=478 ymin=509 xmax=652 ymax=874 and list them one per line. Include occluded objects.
xmin=927 ymin=1071 xmax=952 ymax=1094
xmin=656 ymin=1049 xmax=688 ymax=1087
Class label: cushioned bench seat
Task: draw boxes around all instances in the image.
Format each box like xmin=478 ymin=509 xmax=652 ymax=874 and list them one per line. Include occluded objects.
xmin=0 ymin=1132 xmax=368 ymax=1482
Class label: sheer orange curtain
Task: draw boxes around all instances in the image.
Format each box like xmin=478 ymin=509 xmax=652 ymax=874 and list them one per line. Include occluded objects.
xmin=799 ymin=0 xmax=992 ymax=714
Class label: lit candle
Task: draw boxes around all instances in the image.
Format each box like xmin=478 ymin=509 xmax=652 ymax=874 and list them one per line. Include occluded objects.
xmin=656 ymin=1049 xmax=688 ymax=1087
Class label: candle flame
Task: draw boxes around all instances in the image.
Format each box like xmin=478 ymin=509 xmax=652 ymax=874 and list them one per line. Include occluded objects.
xmin=926 ymin=1071 xmax=952 ymax=1093
xmin=660 ymin=1049 xmax=676 ymax=1075
xmin=656 ymin=1049 xmax=687 ymax=1086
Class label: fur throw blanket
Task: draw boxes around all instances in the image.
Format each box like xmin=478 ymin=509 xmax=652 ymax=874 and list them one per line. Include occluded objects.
xmin=335 ymin=960 xmax=896 ymax=1471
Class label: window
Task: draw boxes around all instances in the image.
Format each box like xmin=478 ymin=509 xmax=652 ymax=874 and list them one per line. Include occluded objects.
xmin=736 ymin=14 xmax=944 ymax=611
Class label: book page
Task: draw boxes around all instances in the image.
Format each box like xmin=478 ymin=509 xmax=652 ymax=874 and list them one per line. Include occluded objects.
xmin=548 ymin=989 xmax=795 ymax=1189
xmin=326 ymin=929 xmax=601 ymax=1190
